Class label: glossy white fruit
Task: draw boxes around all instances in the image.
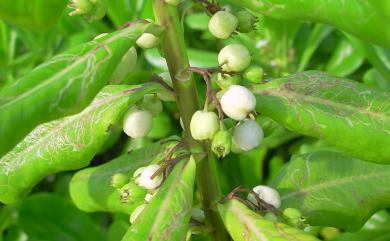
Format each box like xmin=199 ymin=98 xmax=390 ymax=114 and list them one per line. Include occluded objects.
xmin=247 ymin=185 xmax=281 ymax=208
xmin=208 ymin=11 xmax=238 ymax=39
xmin=220 ymin=85 xmax=256 ymax=120
xmin=130 ymin=204 xmax=146 ymax=224
xmin=133 ymin=166 xmax=146 ymax=184
xmin=218 ymin=44 xmax=251 ymax=72
xmin=136 ymin=33 xmax=159 ymax=49
xmin=138 ymin=164 xmax=163 ymax=190
xmin=233 ymin=120 xmax=263 ymax=151
xmin=190 ymin=111 xmax=219 ymax=140
xmin=123 ymin=109 xmax=153 ymax=138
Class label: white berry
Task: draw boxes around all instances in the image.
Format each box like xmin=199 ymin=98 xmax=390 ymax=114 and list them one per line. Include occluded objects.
xmin=136 ymin=33 xmax=159 ymax=49
xmin=218 ymin=44 xmax=251 ymax=72
xmin=138 ymin=164 xmax=163 ymax=190
xmin=220 ymin=85 xmax=256 ymax=120
xmin=208 ymin=11 xmax=238 ymax=39
xmin=190 ymin=111 xmax=219 ymax=140
xmin=247 ymin=185 xmax=281 ymax=208
xmin=233 ymin=120 xmax=263 ymax=151
xmin=130 ymin=204 xmax=146 ymax=224
xmin=123 ymin=109 xmax=153 ymax=138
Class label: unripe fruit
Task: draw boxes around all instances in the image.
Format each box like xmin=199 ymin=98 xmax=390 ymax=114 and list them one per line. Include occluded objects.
xmin=208 ymin=11 xmax=238 ymax=39
xmin=211 ymin=130 xmax=232 ymax=158
xmin=110 ymin=173 xmax=129 ymax=189
xmin=283 ymin=208 xmax=303 ymax=227
xmin=123 ymin=109 xmax=153 ymax=138
xmin=136 ymin=33 xmax=159 ymax=49
xmin=165 ymin=0 xmax=180 ymax=5
xmin=69 ymin=0 xmax=107 ymax=21
xmin=141 ymin=94 xmax=163 ymax=116
xmin=119 ymin=183 xmax=147 ymax=203
xmin=218 ymin=44 xmax=251 ymax=72
xmin=220 ymin=85 xmax=256 ymax=120
xmin=243 ymin=65 xmax=263 ymax=83
xmin=110 ymin=47 xmax=137 ymax=84
xmin=191 ymin=208 xmax=205 ymax=223
xmin=138 ymin=164 xmax=163 ymax=190
xmin=130 ymin=204 xmax=146 ymax=224
xmin=190 ymin=111 xmax=219 ymax=140
xmin=235 ymin=10 xmax=257 ymax=33
xmin=247 ymin=185 xmax=281 ymax=208
xmin=233 ymin=120 xmax=264 ymax=151
xmin=216 ymin=73 xmax=241 ymax=89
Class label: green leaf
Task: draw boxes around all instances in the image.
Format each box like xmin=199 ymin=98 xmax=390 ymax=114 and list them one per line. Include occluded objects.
xmin=363 ymin=68 xmax=390 ymax=91
xmin=218 ymin=199 xmax=320 ymax=241
xmin=19 ymin=193 xmax=105 ymax=241
xmin=69 ymin=141 xmax=167 ymax=214
xmin=0 ymin=22 xmax=150 ymax=157
xmin=0 ymin=84 xmax=156 ymax=204
xmin=325 ymin=38 xmax=364 ymax=77
xmin=122 ymin=157 xmax=196 ymax=241
xmin=273 ymin=151 xmax=390 ymax=231
xmin=252 ymin=71 xmax=390 ymax=163
xmin=298 ymin=24 xmax=334 ymax=71
xmin=108 ymin=213 xmax=130 ymax=241
xmin=0 ymin=0 xmax=68 ymax=32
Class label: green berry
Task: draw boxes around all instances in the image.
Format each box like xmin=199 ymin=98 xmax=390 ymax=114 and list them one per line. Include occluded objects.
xmin=211 ymin=130 xmax=232 ymax=158
xmin=243 ymin=65 xmax=263 ymax=83
xmin=216 ymin=73 xmax=242 ymax=89
xmin=141 ymin=94 xmax=163 ymax=116
xmin=208 ymin=11 xmax=238 ymax=39
xmin=69 ymin=0 xmax=107 ymax=22
xmin=218 ymin=44 xmax=251 ymax=72
xmin=283 ymin=208 xmax=302 ymax=227
xmin=235 ymin=10 xmax=257 ymax=33
xmin=110 ymin=173 xmax=129 ymax=189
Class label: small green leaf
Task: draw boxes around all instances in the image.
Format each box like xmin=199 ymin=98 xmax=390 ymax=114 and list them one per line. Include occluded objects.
xmin=0 ymin=22 xmax=150 ymax=157
xmin=0 ymin=84 xmax=155 ymax=204
xmin=122 ymin=157 xmax=196 ymax=241
xmin=273 ymin=151 xmax=390 ymax=231
xmin=19 ymin=193 xmax=105 ymax=241
xmin=252 ymin=71 xmax=390 ymax=163
xmin=70 ymin=141 xmax=167 ymax=214
xmin=218 ymin=199 xmax=319 ymax=241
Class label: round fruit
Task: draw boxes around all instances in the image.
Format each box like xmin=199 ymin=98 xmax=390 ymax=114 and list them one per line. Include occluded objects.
xmin=110 ymin=173 xmax=129 ymax=189
xmin=235 ymin=10 xmax=257 ymax=33
xmin=190 ymin=111 xmax=219 ymax=140
xmin=136 ymin=33 xmax=159 ymax=49
xmin=123 ymin=109 xmax=153 ymax=138
xmin=243 ymin=65 xmax=263 ymax=83
xmin=138 ymin=164 xmax=163 ymax=190
xmin=208 ymin=11 xmax=238 ymax=39
xmin=233 ymin=120 xmax=263 ymax=151
xmin=247 ymin=185 xmax=281 ymax=208
xmin=218 ymin=44 xmax=251 ymax=72
xmin=211 ymin=130 xmax=232 ymax=158
xmin=220 ymin=85 xmax=256 ymax=120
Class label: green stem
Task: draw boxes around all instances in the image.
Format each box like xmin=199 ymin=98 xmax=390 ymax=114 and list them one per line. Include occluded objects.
xmin=152 ymin=2 xmax=228 ymax=241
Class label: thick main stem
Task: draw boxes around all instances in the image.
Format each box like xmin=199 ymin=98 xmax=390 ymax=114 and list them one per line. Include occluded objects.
xmin=152 ymin=2 xmax=228 ymax=241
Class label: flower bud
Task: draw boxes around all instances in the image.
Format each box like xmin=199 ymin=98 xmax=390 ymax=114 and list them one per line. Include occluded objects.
xmin=208 ymin=11 xmax=238 ymax=39
xmin=218 ymin=44 xmax=251 ymax=72
xmin=69 ymin=0 xmax=107 ymax=21
xmin=191 ymin=208 xmax=205 ymax=223
xmin=110 ymin=47 xmax=137 ymax=84
xmin=110 ymin=173 xmax=129 ymax=189
xmin=190 ymin=111 xmax=219 ymax=140
xmin=247 ymin=185 xmax=281 ymax=208
xmin=136 ymin=33 xmax=159 ymax=49
xmin=123 ymin=109 xmax=153 ymax=138
xmin=119 ymin=182 xmax=147 ymax=203
xmin=243 ymin=65 xmax=263 ymax=84
xmin=220 ymin=85 xmax=256 ymax=120
xmin=211 ymin=130 xmax=232 ymax=158
xmin=233 ymin=120 xmax=264 ymax=151
xmin=235 ymin=10 xmax=258 ymax=33
xmin=141 ymin=94 xmax=163 ymax=116
xmin=138 ymin=164 xmax=163 ymax=190
xmin=216 ymin=73 xmax=241 ymax=89
xmin=283 ymin=208 xmax=303 ymax=227
xmin=130 ymin=204 xmax=146 ymax=224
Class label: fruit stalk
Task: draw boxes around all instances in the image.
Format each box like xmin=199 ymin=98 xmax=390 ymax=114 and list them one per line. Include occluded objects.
xmin=152 ymin=1 xmax=228 ymax=241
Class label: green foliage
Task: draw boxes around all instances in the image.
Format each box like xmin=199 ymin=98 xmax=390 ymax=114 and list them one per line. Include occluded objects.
xmin=273 ymin=151 xmax=390 ymax=231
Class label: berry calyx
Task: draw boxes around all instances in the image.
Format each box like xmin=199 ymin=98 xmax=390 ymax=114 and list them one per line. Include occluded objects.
xmin=211 ymin=130 xmax=232 ymax=158
xmin=190 ymin=111 xmax=219 ymax=140
xmin=233 ymin=119 xmax=263 ymax=151
xmin=208 ymin=11 xmax=238 ymax=39
xmin=247 ymin=185 xmax=281 ymax=208
xmin=138 ymin=164 xmax=163 ymax=190
xmin=218 ymin=44 xmax=251 ymax=72
xmin=220 ymin=85 xmax=256 ymax=120
xmin=123 ymin=109 xmax=153 ymax=138
xmin=136 ymin=33 xmax=159 ymax=49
